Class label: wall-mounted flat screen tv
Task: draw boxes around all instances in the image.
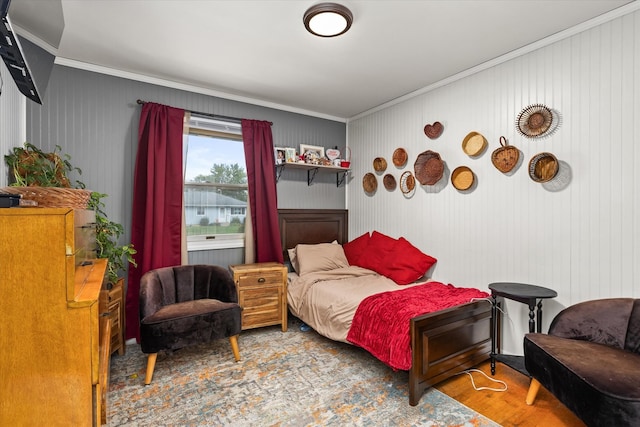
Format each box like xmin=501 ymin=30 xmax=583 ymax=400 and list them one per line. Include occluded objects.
xmin=0 ymin=0 xmax=63 ymax=104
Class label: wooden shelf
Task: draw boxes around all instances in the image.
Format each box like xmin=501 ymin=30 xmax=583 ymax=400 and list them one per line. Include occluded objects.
xmin=275 ymin=162 xmax=350 ymax=187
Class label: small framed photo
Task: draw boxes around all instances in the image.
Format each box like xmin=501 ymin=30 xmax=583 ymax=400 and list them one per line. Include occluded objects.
xmin=285 ymin=147 xmax=297 ymax=163
xmin=274 ymin=147 xmax=286 ymax=165
xmin=299 ymin=144 xmax=325 ymax=164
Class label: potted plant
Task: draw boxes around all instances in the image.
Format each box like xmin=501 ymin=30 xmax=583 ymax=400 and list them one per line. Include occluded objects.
xmin=89 ymin=192 xmax=137 ymax=287
xmin=3 ymin=142 xmax=91 ymax=208
xmin=4 ymin=142 xmax=82 ymax=187
xmin=4 ymin=142 xmax=136 ymax=285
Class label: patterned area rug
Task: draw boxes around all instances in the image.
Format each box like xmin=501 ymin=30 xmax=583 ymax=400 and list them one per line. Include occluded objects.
xmin=107 ymin=318 xmax=499 ymax=426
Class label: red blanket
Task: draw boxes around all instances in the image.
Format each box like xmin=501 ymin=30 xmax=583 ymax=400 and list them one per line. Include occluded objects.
xmin=346 ymin=281 xmax=489 ymax=370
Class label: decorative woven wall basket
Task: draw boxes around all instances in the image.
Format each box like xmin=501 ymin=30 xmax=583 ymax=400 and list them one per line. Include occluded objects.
xmin=517 ymin=104 xmax=553 ymax=138
xmin=373 ymin=157 xmax=387 ymax=172
xmin=363 ymin=173 xmax=378 ymax=193
xmin=392 ymin=148 xmax=408 ymax=167
xmin=491 ymin=136 xmax=520 ymax=173
xmin=383 ymin=174 xmax=397 ymax=191
xmin=424 ymin=121 xmax=444 ymax=139
xmin=400 ymin=171 xmax=416 ymax=195
xmin=451 ymin=166 xmax=474 ymax=191
xmin=528 ymin=152 xmax=559 ymax=183
xmin=1 ymin=186 xmax=92 ymax=209
xmin=414 ymin=150 xmax=444 ymax=185
xmin=462 ymin=132 xmax=487 ymax=157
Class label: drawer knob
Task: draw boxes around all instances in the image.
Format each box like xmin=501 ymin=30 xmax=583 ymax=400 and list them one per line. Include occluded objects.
xmin=258 ymin=277 xmax=266 ymax=283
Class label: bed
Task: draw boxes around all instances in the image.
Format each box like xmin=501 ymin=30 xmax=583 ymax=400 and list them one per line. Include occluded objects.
xmin=278 ymin=209 xmax=495 ymax=406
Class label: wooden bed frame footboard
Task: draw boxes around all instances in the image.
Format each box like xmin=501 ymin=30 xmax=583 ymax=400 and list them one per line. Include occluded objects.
xmin=409 ymin=299 xmax=494 ymax=406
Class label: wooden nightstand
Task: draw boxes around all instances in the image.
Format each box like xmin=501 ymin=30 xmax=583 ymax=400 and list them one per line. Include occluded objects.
xmin=229 ymin=262 xmax=288 ymax=332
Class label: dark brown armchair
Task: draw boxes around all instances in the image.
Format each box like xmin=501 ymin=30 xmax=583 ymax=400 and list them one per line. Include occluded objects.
xmin=139 ymin=264 xmax=242 ymax=385
xmin=524 ymin=298 xmax=640 ymax=426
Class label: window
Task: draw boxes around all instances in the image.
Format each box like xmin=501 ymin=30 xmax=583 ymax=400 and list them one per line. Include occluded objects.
xmin=184 ymin=115 xmax=247 ymax=251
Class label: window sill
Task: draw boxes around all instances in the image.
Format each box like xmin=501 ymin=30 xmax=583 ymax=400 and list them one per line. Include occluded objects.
xmin=187 ymin=235 xmax=245 ymax=251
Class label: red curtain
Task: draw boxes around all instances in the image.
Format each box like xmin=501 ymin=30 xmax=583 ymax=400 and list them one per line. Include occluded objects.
xmin=241 ymin=119 xmax=284 ymax=263
xmin=126 ymin=102 xmax=185 ymax=341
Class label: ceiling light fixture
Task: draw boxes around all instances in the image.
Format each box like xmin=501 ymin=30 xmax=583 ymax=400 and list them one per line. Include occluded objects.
xmin=303 ymin=3 xmax=353 ymax=38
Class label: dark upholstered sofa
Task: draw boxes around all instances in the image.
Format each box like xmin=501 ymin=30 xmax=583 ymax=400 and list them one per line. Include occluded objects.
xmin=524 ymin=298 xmax=640 ymax=426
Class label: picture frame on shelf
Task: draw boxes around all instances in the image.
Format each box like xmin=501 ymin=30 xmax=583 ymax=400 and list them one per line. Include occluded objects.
xmin=285 ymin=147 xmax=297 ymax=163
xmin=274 ymin=147 xmax=286 ymax=165
xmin=300 ymin=144 xmax=325 ymax=164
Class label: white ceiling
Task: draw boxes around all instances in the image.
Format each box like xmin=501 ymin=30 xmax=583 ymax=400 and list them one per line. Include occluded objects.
xmin=13 ymin=0 xmax=638 ymax=121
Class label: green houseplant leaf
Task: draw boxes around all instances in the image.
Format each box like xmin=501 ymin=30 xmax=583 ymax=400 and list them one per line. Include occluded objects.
xmin=89 ymin=192 xmax=137 ymax=285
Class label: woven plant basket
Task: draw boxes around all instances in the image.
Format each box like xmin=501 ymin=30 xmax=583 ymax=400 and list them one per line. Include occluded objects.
xmin=414 ymin=150 xmax=444 ymax=185
xmin=491 ymin=136 xmax=520 ymax=173
xmin=1 ymin=187 xmax=92 ymax=209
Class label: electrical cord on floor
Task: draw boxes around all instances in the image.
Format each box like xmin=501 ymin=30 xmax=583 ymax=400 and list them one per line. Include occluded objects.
xmin=455 ymin=369 xmax=508 ymax=392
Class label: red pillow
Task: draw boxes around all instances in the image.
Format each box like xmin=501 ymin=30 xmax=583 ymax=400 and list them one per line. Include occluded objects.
xmin=357 ymin=231 xmax=397 ymax=271
xmin=342 ymin=232 xmax=370 ymax=265
xmin=381 ymin=237 xmax=437 ymax=285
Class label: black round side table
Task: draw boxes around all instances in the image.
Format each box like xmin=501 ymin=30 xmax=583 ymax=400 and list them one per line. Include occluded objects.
xmin=489 ymin=282 xmax=557 ymax=375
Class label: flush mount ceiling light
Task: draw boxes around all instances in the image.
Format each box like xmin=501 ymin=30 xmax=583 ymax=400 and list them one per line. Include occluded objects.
xmin=303 ymin=3 xmax=353 ymax=37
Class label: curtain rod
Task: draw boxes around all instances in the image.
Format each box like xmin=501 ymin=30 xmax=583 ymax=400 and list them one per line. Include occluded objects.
xmin=136 ymin=99 xmax=272 ymax=125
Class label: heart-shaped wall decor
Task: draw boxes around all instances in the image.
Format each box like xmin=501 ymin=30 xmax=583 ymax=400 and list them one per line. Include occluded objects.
xmin=424 ymin=121 xmax=444 ymax=139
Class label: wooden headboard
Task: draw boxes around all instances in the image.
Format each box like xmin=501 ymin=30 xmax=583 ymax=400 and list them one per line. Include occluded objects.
xmin=278 ymin=209 xmax=348 ymax=258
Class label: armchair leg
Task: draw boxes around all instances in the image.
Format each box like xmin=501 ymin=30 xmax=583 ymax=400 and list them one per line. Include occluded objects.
xmin=526 ymin=378 xmax=541 ymax=405
xmin=229 ymin=335 xmax=240 ymax=362
xmin=145 ymin=353 xmax=158 ymax=385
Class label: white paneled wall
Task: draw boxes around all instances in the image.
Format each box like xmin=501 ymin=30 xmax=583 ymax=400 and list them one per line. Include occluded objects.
xmin=0 ymin=63 xmax=26 ymax=187
xmin=348 ymin=9 xmax=640 ymax=355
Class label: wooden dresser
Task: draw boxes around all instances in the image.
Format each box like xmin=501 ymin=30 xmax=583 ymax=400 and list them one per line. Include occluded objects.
xmin=0 ymin=208 xmax=110 ymax=426
xmin=229 ymin=262 xmax=288 ymax=332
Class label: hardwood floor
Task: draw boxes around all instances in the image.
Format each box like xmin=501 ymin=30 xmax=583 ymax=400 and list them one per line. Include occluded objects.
xmin=435 ymin=360 xmax=585 ymax=427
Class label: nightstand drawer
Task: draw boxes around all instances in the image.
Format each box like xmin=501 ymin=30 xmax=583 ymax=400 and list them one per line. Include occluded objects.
xmin=236 ymin=271 xmax=283 ymax=288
